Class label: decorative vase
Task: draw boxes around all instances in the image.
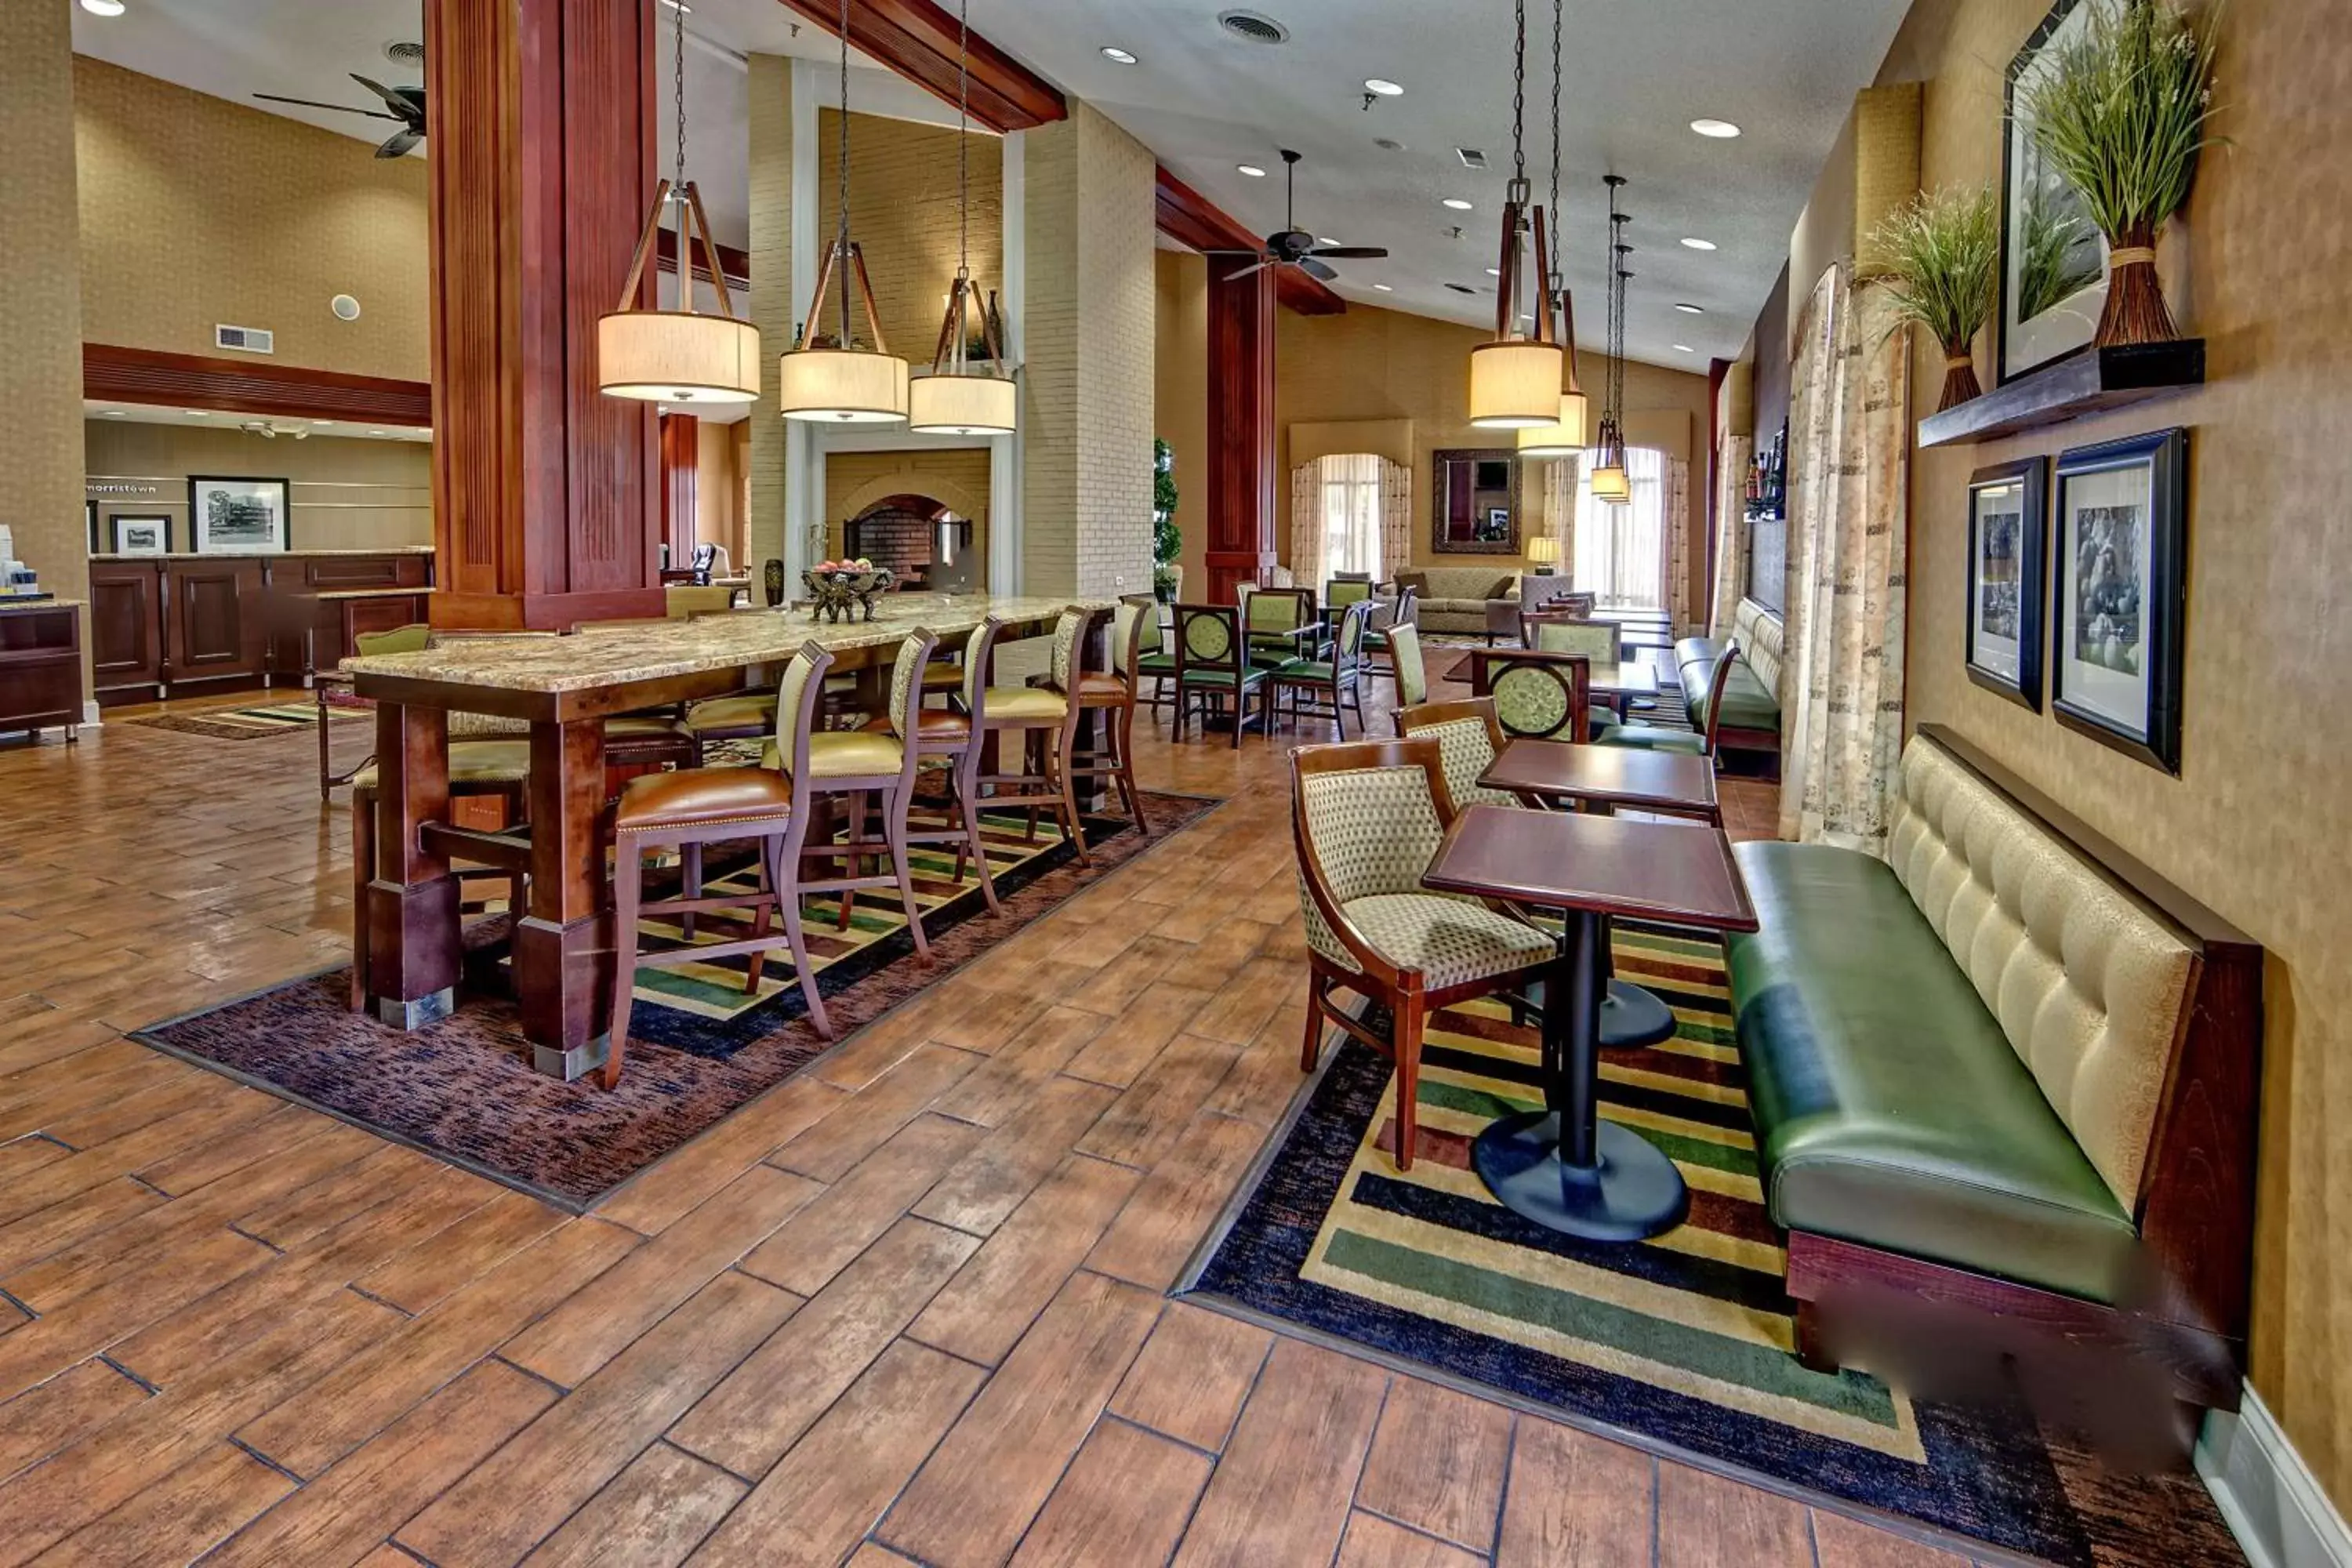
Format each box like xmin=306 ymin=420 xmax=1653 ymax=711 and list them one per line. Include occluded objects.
xmin=763 ymin=558 xmax=786 ymax=608
xmin=2095 ymin=225 xmax=2179 ymax=348
xmin=1936 ymin=343 xmax=1982 ymax=412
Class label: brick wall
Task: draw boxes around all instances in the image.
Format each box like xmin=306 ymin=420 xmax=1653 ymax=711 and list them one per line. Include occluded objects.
xmin=822 ymin=447 xmax=992 ymax=566
xmin=746 ymin=54 xmax=794 ymax=573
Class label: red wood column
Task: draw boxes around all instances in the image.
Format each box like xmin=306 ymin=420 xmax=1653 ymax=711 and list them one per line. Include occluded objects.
xmin=1204 ymin=263 xmax=1278 ymax=604
xmin=659 ymin=412 xmax=699 ymax=567
xmin=423 ymin=0 xmax=665 ymax=631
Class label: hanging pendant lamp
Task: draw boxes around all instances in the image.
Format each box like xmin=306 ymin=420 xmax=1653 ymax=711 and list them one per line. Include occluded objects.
xmin=597 ymin=0 xmax=759 ymax=405
xmin=909 ymin=0 xmax=1014 ymax=435
xmin=1518 ymin=0 xmax=1588 ymax=459
xmin=1467 ymin=0 xmax=1563 ymax=430
xmin=1588 ymin=179 xmax=1633 ymax=503
xmin=780 ymin=0 xmax=909 ymax=423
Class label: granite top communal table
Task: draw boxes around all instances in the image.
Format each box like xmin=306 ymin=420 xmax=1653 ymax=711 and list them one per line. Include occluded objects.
xmin=343 ymin=592 xmax=1100 ymax=1079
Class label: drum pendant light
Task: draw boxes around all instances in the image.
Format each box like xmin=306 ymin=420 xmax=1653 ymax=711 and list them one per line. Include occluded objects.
xmin=1466 ymin=0 xmax=1564 ymax=430
xmin=779 ymin=0 xmax=909 ymax=423
xmin=1519 ymin=2 xmax=1589 ymax=459
xmin=909 ymin=0 xmax=1014 ymax=436
xmin=1588 ymin=177 xmax=1634 ymax=503
xmin=597 ymin=0 xmax=759 ymax=405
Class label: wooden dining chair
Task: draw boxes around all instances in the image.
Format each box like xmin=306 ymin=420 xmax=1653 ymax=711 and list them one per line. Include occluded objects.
xmin=318 ymin=622 xmax=430 ymax=797
xmin=1243 ymin=585 xmax=1316 ymax=670
xmin=1396 ymin=696 xmax=1520 ymax=809
xmin=1595 ymin=637 xmax=1741 ymax=759
xmin=1270 ymin=598 xmax=1372 ymax=739
xmin=1292 ymin=737 xmax=1554 ymax=1171
xmin=1172 ymin=604 xmax=1272 ymax=747
xmin=1324 ymin=575 xmax=1375 ymax=615
xmin=349 ymin=739 xmax=530 ymax=1012
xmin=1388 ymin=622 xmax=1428 ymax=710
xmin=1468 ymin=646 xmax=1596 ymax=744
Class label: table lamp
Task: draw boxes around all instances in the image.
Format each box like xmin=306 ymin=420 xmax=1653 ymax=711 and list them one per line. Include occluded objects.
xmin=1524 ymin=535 xmax=1561 ymax=576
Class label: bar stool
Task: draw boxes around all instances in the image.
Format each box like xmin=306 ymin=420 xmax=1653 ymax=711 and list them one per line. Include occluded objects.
xmin=975 ymin=605 xmax=1092 ymax=866
xmin=1070 ymin=599 xmax=1150 ymax=837
xmin=348 ymin=740 xmax=532 ymax=1012
xmin=847 ymin=618 xmax=1008 ymax=923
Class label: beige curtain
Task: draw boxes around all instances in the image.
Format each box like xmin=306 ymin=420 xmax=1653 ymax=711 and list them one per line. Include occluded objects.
xmin=1777 ymin=264 xmax=1912 ymax=851
xmin=1540 ymin=456 xmax=1577 ymax=580
xmin=1664 ymin=457 xmax=1695 ymax=634
xmin=1708 ymin=432 xmax=1754 ymax=639
xmin=1288 ymin=462 xmax=1323 ymax=588
xmin=1378 ymin=456 xmax=1413 ymax=575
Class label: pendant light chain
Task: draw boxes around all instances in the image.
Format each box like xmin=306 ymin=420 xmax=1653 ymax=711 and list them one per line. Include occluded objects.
xmin=673 ymin=0 xmax=688 ymax=197
xmin=1511 ymin=0 xmax=1526 ymax=183
xmin=957 ymin=0 xmax=971 ymax=277
xmin=837 ymin=0 xmax=853 ymax=347
xmin=1546 ymin=0 xmax=1560 ymax=227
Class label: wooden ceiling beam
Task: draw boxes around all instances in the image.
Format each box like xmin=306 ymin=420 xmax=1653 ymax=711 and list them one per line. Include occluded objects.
xmin=776 ymin=0 xmax=1065 ymax=133
xmin=1155 ymin=165 xmax=1345 ymax=317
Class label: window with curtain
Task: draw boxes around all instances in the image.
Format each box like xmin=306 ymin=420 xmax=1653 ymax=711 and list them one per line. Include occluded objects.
xmin=1571 ymin=445 xmax=1668 ymax=608
xmin=1320 ymin=452 xmax=1384 ymax=579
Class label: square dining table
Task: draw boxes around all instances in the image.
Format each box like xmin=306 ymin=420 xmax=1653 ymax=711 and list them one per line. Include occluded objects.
xmin=1422 ymin=804 xmax=1759 ymax=1241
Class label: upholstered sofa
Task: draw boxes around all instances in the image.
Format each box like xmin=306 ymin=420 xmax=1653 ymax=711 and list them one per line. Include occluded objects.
xmin=1675 ymin=597 xmax=1783 ymax=766
xmin=1389 ymin=567 xmax=1523 ymax=638
xmin=1726 ymin=725 xmax=2259 ymax=1410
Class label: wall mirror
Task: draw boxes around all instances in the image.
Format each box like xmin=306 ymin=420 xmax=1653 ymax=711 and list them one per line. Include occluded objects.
xmin=1430 ymin=448 xmax=1521 ymax=555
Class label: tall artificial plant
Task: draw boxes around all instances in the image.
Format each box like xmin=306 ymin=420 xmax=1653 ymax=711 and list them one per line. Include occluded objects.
xmin=1152 ymin=438 xmax=1181 ymax=597
xmin=2019 ymin=0 xmax=2223 ymax=347
xmin=1873 ymin=185 xmax=2001 ymax=410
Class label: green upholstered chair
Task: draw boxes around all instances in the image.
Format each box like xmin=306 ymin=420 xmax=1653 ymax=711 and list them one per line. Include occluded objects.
xmin=1395 ymin=696 xmax=1518 ymax=809
xmin=1243 ymin=585 xmax=1316 ymax=670
xmin=1272 ymin=598 xmax=1372 ymax=739
xmin=1595 ymin=636 xmax=1738 ymax=758
xmin=1523 ymin=615 xmax=1627 ymax=734
xmin=1325 ymin=575 xmax=1375 ymax=615
xmin=1363 ymin=582 xmax=1420 ymax=657
xmin=1293 ymin=737 xmax=1553 ymax=1171
xmin=1467 ymin=647 xmax=1594 ymax=744
xmin=1134 ymin=594 xmax=1178 ymax=714
xmin=1389 ymin=622 xmax=1428 ymax=709
xmin=1173 ymin=604 xmax=1270 ymax=747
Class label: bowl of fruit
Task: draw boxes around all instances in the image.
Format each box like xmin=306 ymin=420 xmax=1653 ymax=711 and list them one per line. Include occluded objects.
xmin=801 ymin=557 xmax=894 ymax=622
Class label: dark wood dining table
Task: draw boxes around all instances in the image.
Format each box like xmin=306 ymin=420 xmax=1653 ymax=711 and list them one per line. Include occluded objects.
xmin=1422 ymin=804 xmax=1759 ymax=1241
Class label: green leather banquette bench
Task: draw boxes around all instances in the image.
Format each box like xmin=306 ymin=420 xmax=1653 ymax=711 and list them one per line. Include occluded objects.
xmin=1726 ymin=724 xmax=2260 ymax=1411
xmin=1675 ymin=597 xmax=1783 ymax=769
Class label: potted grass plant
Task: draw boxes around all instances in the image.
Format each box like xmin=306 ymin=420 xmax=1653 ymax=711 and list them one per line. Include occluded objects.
xmin=2019 ymin=0 xmax=2222 ymax=347
xmin=1875 ymin=185 xmax=2001 ymax=411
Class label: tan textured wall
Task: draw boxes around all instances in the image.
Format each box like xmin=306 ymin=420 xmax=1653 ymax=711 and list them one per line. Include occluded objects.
xmin=694 ymin=421 xmax=741 ymax=564
xmin=1891 ymin=0 xmax=2352 ymax=1498
xmin=821 ymin=448 xmax=992 ymax=564
xmin=83 ymin=423 xmax=431 ymax=551
xmin=1275 ymin=300 xmax=1712 ymax=601
xmin=815 ymin=110 xmax=1002 ymax=367
xmin=1021 ymin=102 xmax=1157 ymax=598
xmin=0 ymin=0 xmax=89 ymax=648
xmin=746 ymin=54 xmax=793 ymax=572
xmin=74 ymin=58 xmax=428 ymax=380
xmin=1154 ymin=251 xmax=1210 ymax=599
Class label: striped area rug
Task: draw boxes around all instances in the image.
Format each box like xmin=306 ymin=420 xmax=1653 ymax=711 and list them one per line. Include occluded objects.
xmin=131 ymin=701 xmax=358 ymax=739
xmin=1189 ymin=925 xmax=2177 ymax=1566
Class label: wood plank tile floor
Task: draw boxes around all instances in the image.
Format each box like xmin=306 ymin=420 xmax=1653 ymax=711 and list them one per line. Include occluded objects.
xmin=0 ymin=679 xmax=1991 ymax=1566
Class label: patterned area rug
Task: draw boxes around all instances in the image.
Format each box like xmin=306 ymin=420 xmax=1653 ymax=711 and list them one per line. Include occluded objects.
xmin=1187 ymin=925 xmax=2240 ymax=1567
xmin=131 ymin=701 xmax=361 ymax=739
xmin=137 ymin=793 xmax=1216 ymax=1210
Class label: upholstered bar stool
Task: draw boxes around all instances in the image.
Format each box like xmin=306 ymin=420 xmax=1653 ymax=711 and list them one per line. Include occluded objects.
xmin=848 ymin=617 xmax=1011 ymax=920
xmin=1068 ymin=599 xmax=1152 ymax=836
xmin=973 ymin=606 xmax=1094 ymax=866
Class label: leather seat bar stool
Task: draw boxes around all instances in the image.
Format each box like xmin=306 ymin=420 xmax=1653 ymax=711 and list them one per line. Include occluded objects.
xmin=1069 ymin=598 xmax=1152 ymax=838
xmin=971 ymin=606 xmax=1094 ymax=866
xmin=349 ymin=739 xmax=532 ymax=1012
xmin=847 ymin=618 xmax=1011 ymax=925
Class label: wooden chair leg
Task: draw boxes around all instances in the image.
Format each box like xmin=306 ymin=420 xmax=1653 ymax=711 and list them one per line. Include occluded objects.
xmin=1392 ymin=992 xmax=1425 ymax=1172
xmin=769 ymin=827 xmax=832 ymax=1041
xmin=681 ymin=841 xmax=702 ymax=939
xmin=742 ymin=837 xmax=774 ymax=996
xmin=955 ymin=743 xmax=1001 ymax=913
xmin=1117 ymin=702 xmax=1149 ymax=837
xmin=603 ymin=833 xmax=644 ymax=1091
xmin=318 ymin=688 xmax=333 ymax=800
xmin=1300 ymin=975 xmax=1327 ymax=1069
xmin=837 ymin=790 xmax=864 ymax=931
xmin=349 ymin=786 xmax=374 ymax=1012
xmin=884 ymin=782 xmax=931 ymax=958
xmin=1054 ymin=718 xmax=1091 ymax=867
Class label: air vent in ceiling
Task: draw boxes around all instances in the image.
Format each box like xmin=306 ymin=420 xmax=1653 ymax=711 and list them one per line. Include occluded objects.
xmin=1374 ymin=137 xmax=1406 ymax=152
xmin=1443 ymin=282 xmax=1478 ymax=296
xmin=1216 ymin=9 xmax=1289 ymax=44
xmin=1456 ymin=148 xmax=1489 ymax=170
xmin=384 ymin=40 xmax=424 ymax=67
xmin=215 ymin=324 xmax=274 ymax=355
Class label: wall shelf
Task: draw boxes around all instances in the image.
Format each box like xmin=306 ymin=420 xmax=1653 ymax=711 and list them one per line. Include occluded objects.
xmin=1918 ymin=340 xmax=2205 ymax=448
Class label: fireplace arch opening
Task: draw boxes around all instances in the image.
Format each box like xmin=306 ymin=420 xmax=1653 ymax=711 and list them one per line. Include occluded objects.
xmin=842 ymin=493 xmax=978 ymax=592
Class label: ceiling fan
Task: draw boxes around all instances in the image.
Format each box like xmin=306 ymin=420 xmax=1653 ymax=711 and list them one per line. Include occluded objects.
xmin=1225 ymin=150 xmax=1387 ymax=281
xmin=253 ymin=74 xmax=426 ymax=159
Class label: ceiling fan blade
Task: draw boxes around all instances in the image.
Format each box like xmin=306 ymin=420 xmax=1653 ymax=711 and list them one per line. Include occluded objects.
xmin=1298 ymin=257 xmax=1339 ymax=282
xmin=1223 ymin=259 xmax=1275 ymax=281
xmin=1309 ymin=246 xmax=1388 ymax=260
xmin=375 ymin=129 xmax=423 ymax=159
xmin=253 ymin=92 xmax=402 ymax=122
xmin=349 ymin=74 xmax=417 ymax=117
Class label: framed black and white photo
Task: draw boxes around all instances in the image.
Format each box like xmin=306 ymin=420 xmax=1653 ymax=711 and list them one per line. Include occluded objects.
xmin=2052 ymin=428 xmax=2187 ymax=772
xmin=187 ymin=476 xmax=290 ymax=554
xmin=1965 ymin=456 xmax=2047 ymax=710
xmin=1998 ymin=0 xmax=2117 ymax=384
xmin=110 ymin=516 xmax=172 ymax=557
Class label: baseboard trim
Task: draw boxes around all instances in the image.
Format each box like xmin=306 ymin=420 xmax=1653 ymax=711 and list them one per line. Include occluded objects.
xmin=82 ymin=699 xmax=102 ymax=728
xmin=2201 ymin=1387 xmax=2352 ymax=1568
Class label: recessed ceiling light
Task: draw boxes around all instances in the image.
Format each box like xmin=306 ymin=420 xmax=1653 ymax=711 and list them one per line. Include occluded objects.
xmin=1442 ymin=198 xmax=1474 ymax=211
xmin=312 ymin=419 xmax=334 ymax=426
xmin=80 ymin=0 xmax=125 ymax=16
xmin=1679 ymin=236 xmax=1718 ymax=251
xmin=1363 ymin=78 xmax=1403 ymax=96
xmin=1671 ymin=343 xmax=1695 ymax=353
xmin=1100 ymin=45 xmax=1138 ymax=64
xmin=1483 ymin=267 xmax=1502 ymax=277
xmin=184 ymin=410 xmax=208 ymax=417
xmin=1372 ymin=283 xmax=1393 ymax=292
xmin=1674 ymin=303 xmax=1705 ymax=314
xmin=368 ymin=429 xmax=387 ymax=436
xmin=101 ymin=409 xmax=125 ymax=417
xmin=657 ymin=0 xmax=690 ymax=11
xmin=1316 ymin=236 xmax=1338 ymax=246
xmin=1237 ymin=164 xmax=1267 ymax=178
xmin=1690 ymin=118 xmax=1742 ymax=139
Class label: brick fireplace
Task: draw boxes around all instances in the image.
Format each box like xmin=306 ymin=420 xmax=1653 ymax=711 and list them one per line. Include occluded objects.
xmin=843 ymin=494 xmax=978 ymax=591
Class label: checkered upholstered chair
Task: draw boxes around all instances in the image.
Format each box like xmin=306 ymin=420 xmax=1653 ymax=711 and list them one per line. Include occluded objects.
xmin=1293 ymin=738 xmax=1552 ymax=1171
xmin=1468 ymin=647 xmax=1595 ymax=743
xmin=1395 ymin=697 xmax=1519 ymax=809
xmin=1172 ymin=604 xmax=1271 ymax=746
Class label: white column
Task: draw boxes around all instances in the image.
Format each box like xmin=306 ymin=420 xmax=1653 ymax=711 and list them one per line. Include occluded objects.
xmin=989 ymin=129 xmax=1026 ymax=596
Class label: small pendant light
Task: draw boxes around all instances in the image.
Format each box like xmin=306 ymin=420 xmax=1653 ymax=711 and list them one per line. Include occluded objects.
xmin=1466 ymin=0 xmax=1564 ymax=430
xmin=597 ymin=0 xmax=759 ymax=405
xmin=1518 ymin=0 xmax=1590 ymax=459
xmin=779 ymin=0 xmax=909 ymax=423
xmin=1589 ymin=179 xmax=1633 ymax=503
xmin=908 ymin=0 xmax=1015 ymax=436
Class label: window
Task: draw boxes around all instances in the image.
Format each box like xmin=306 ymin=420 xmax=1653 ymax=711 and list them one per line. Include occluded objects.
xmin=1571 ymin=446 xmax=1668 ymax=609
xmin=1321 ymin=452 xmax=1383 ymax=580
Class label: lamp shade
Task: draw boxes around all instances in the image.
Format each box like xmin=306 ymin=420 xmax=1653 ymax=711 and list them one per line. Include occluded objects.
xmin=1515 ymin=389 xmax=1592 ymax=458
xmin=597 ymin=310 xmax=761 ymax=404
xmin=779 ymin=347 xmax=909 ymax=423
xmin=1590 ymin=461 xmax=1631 ymax=503
xmin=1524 ymin=535 xmax=1560 ymax=567
xmin=908 ymin=371 xmax=1017 ymax=436
xmin=1468 ymin=339 xmax=1566 ymax=429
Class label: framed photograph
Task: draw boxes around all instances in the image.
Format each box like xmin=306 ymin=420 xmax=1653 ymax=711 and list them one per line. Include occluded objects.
xmin=1998 ymin=0 xmax=2118 ymax=383
xmin=1965 ymin=458 xmax=2047 ymax=709
xmin=85 ymin=501 xmax=99 ymax=554
xmin=110 ymin=516 xmax=173 ymax=557
xmin=2051 ymin=428 xmax=2187 ymax=772
xmin=187 ymin=476 xmax=290 ymax=554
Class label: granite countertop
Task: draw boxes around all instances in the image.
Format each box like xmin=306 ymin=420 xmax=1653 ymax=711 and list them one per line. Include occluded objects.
xmin=0 ymin=597 xmax=83 ymax=612
xmin=89 ymin=546 xmax=436 ymax=562
xmin=342 ymin=592 xmax=1101 ymax=695
xmin=318 ymin=586 xmax=437 ymax=601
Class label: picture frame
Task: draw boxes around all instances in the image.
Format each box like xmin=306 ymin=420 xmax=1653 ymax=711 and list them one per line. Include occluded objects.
xmin=1964 ymin=456 xmax=2047 ymax=710
xmin=2051 ymin=428 xmax=2187 ymax=772
xmin=187 ymin=476 xmax=291 ymax=554
xmin=110 ymin=515 xmax=173 ymax=557
xmin=1998 ymin=0 xmax=2118 ymax=384
xmin=1430 ymin=448 xmax=1523 ymax=555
